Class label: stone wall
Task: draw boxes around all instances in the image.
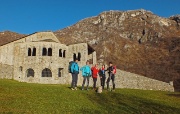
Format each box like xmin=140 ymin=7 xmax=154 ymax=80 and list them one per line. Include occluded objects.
xmin=13 ymin=42 xmax=69 ymax=84
xmin=115 ymin=69 xmax=174 ymax=92
xmin=80 ymin=69 xmax=174 ymax=92
xmin=0 ymin=63 xmax=13 ymax=79
xmin=0 ymin=32 xmax=97 ymax=85
xmin=0 ymin=36 xmax=97 ymax=85
xmin=12 ymin=42 xmax=96 ymax=85
xmin=0 ymin=42 xmax=14 ymax=79
xmin=0 ymin=43 xmax=14 ymax=65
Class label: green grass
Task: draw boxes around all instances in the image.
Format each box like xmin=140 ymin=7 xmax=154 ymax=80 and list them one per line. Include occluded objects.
xmin=0 ymin=79 xmax=180 ymax=114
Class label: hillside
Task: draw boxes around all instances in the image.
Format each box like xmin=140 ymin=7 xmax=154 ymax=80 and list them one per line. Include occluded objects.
xmin=0 ymin=31 xmax=26 ymax=46
xmin=54 ymin=9 xmax=180 ymax=83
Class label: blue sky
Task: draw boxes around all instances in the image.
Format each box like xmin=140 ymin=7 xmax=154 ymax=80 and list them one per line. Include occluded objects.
xmin=0 ymin=0 xmax=179 ymax=34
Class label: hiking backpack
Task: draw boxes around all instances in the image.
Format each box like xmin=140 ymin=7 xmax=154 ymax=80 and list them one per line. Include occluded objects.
xmin=113 ymin=66 xmax=116 ymax=74
xmin=68 ymin=61 xmax=74 ymax=73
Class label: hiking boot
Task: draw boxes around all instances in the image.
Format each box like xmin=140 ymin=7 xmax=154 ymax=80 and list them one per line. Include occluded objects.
xmin=71 ymin=88 xmax=75 ymax=90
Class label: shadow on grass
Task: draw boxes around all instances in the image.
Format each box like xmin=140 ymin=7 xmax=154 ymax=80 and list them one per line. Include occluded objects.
xmin=83 ymin=91 xmax=180 ymax=114
xmin=167 ymin=92 xmax=180 ymax=98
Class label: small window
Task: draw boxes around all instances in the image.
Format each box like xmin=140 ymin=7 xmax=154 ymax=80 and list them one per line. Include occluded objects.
xmin=42 ymin=48 xmax=47 ymax=56
xmin=78 ymin=52 xmax=81 ymax=61
xmin=73 ymin=53 xmax=76 ymax=61
xmin=59 ymin=49 xmax=62 ymax=57
xmin=58 ymin=68 xmax=64 ymax=77
xmin=63 ymin=50 xmax=66 ymax=58
xmin=48 ymin=48 xmax=52 ymax=56
xmin=27 ymin=68 xmax=34 ymax=77
xmin=32 ymin=48 xmax=36 ymax=56
xmin=28 ymin=48 xmax=31 ymax=56
xmin=19 ymin=66 xmax=23 ymax=71
xmin=42 ymin=68 xmax=52 ymax=77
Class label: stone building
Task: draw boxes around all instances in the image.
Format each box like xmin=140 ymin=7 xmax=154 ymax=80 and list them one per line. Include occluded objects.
xmin=0 ymin=32 xmax=96 ymax=84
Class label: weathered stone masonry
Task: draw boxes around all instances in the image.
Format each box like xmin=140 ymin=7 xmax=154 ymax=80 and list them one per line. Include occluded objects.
xmin=0 ymin=31 xmax=174 ymax=91
xmin=0 ymin=32 xmax=96 ymax=85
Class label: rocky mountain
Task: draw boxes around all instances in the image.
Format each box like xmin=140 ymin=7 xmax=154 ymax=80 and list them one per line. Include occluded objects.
xmin=54 ymin=9 xmax=180 ymax=84
xmin=0 ymin=9 xmax=179 ymax=89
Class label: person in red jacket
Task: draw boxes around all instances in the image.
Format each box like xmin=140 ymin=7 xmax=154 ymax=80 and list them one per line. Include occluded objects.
xmin=91 ymin=64 xmax=99 ymax=90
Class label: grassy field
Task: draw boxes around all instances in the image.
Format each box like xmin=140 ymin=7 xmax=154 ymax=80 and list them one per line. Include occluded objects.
xmin=0 ymin=79 xmax=180 ymax=114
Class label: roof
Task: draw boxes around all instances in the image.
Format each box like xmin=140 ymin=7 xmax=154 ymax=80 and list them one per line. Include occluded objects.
xmin=0 ymin=31 xmax=60 ymax=46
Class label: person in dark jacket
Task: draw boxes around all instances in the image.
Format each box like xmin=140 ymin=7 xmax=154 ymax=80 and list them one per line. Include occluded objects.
xmin=106 ymin=62 xmax=115 ymax=91
xmin=99 ymin=65 xmax=106 ymax=89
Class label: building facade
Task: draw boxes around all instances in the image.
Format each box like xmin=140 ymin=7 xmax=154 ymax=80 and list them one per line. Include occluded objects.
xmin=0 ymin=32 xmax=96 ymax=84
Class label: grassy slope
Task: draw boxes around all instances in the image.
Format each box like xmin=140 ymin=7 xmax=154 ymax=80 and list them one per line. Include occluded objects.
xmin=0 ymin=79 xmax=180 ymax=114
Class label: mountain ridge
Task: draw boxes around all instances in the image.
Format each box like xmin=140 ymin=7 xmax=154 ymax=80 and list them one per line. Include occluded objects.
xmin=53 ymin=9 xmax=180 ymax=83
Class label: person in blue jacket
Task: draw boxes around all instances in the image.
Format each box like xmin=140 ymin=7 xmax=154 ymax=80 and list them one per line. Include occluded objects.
xmin=80 ymin=61 xmax=92 ymax=90
xmin=70 ymin=59 xmax=79 ymax=90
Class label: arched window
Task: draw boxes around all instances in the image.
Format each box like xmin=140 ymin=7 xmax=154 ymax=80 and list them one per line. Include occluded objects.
xmin=73 ymin=53 xmax=76 ymax=61
xmin=27 ymin=68 xmax=34 ymax=77
xmin=63 ymin=50 xmax=66 ymax=58
xmin=78 ymin=52 xmax=81 ymax=61
xmin=59 ymin=49 xmax=62 ymax=57
xmin=42 ymin=48 xmax=47 ymax=56
xmin=42 ymin=68 xmax=52 ymax=77
xmin=32 ymin=48 xmax=36 ymax=56
xmin=48 ymin=48 xmax=52 ymax=56
xmin=28 ymin=48 xmax=31 ymax=56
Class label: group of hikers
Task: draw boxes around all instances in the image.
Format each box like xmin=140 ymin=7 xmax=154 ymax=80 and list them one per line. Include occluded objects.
xmin=69 ymin=59 xmax=116 ymax=92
